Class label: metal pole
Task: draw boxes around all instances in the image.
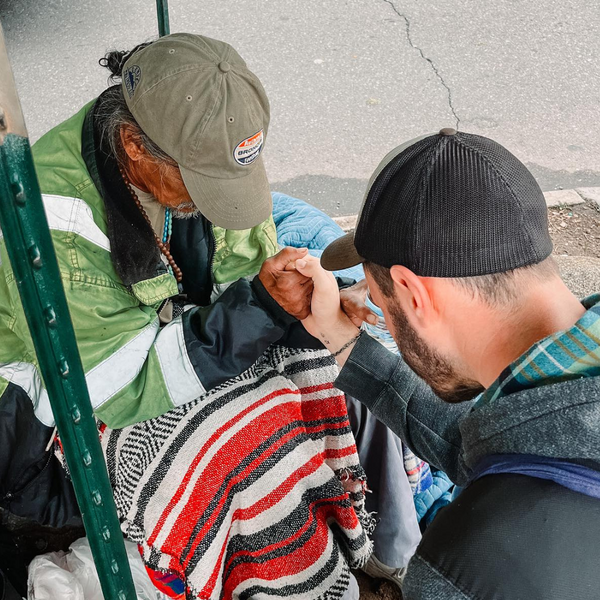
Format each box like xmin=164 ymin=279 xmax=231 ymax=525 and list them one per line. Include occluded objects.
xmin=156 ymin=0 xmax=170 ymax=36
xmin=0 ymin=24 xmax=137 ymax=600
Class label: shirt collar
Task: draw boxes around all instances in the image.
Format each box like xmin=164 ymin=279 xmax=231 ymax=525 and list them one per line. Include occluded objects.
xmin=477 ymin=293 xmax=600 ymax=407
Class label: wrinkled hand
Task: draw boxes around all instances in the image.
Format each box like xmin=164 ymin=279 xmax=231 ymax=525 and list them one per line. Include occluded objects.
xmin=258 ymin=247 xmax=314 ymax=319
xmin=339 ymin=279 xmax=378 ymax=327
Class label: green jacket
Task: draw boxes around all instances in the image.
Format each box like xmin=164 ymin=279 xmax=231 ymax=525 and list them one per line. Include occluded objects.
xmin=0 ymin=96 xmax=293 ymax=430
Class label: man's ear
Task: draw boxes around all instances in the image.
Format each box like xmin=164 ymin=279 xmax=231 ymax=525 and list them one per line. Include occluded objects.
xmin=120 ymin=124 xmax=145 ymax=162
xmin=389 ymin=265 xmax=437 ymax=327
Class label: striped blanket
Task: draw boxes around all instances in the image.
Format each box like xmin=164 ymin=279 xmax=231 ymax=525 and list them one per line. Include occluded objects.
xmin=97 ymin=346 xmax=374 ymax=599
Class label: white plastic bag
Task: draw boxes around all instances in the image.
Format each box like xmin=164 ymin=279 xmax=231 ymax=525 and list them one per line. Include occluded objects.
xmin=27 ymin=537 xmax=169 ymax=600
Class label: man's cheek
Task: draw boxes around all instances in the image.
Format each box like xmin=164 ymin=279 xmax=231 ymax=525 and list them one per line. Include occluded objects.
xmin=376 ymin=301 xmax=394 ymax=327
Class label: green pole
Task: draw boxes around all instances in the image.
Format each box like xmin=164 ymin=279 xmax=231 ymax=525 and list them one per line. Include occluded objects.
xmin=0 ymin=24 xmax=137 ymax=600
xmin=156 ymin=0 xmax=170 ymax=36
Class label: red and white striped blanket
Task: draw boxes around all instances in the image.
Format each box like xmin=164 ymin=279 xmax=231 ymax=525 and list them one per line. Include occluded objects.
xmin=99 ymin=346 xmax=374 ymax=599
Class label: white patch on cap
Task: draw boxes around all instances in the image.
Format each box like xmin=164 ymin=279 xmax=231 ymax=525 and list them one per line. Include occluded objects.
xmin=233 ymin=130 xmax=264 ymax=166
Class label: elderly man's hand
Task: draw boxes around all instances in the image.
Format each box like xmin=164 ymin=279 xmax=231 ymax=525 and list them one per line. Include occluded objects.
xmin=259 ymin=247 xmax=314 ymax=319
xmin=339 ymin=280 xmax=378 ymax=327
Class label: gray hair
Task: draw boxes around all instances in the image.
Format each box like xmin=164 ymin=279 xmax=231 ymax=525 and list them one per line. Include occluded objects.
xmin=94 ymin=84 xmax=176 ymax=169
xmin=97 ymin=43 xmax=176 ymax=169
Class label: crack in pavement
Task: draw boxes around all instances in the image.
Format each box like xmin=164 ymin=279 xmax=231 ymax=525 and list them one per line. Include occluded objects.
xmin=382 ymin=0 xmax=460 ymax=128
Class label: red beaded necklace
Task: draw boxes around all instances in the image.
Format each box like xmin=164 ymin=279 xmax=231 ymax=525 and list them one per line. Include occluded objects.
xmin=120 ymin=169 xmax=183 ymax=283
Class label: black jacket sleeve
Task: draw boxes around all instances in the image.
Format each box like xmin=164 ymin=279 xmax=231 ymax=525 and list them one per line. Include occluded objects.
xmin=182 ymin=273 xmax=361 ymax=392
xmin=182 ymin=277 xmax=297 ymax=391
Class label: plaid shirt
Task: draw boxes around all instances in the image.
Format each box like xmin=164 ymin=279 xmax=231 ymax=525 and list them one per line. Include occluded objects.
xmin=478 ymin=294 xmax=600 ymax=407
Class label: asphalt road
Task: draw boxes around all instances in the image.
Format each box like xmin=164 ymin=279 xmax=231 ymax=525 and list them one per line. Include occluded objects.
xmin=1 ymin=0 xmax=599 ymax=216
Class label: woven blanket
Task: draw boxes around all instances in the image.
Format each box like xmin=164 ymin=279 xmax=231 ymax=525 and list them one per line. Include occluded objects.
xmin=97 ymin=346 xmax=373 ymax=600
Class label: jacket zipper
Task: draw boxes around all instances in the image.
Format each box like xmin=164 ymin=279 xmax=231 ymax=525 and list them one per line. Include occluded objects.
xmin=2 ymin=451 xmax=54 ymax=504
xmin=208 ymin=223 xmax=216 ymax=289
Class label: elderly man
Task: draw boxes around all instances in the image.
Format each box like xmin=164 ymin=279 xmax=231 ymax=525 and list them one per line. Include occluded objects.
xmin=294 ymin=129 xmax=600 ymax=599
xmin=0 ymin=33 xmax=422 ymax=598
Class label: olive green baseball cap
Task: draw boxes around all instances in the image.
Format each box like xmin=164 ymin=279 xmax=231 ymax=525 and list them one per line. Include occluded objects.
xmin=121 ymin=33 xmax=271 ymax=230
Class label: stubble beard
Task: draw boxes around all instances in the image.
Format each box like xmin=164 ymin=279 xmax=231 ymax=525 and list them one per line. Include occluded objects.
xmin=386 ymin=298 xmax=484 ymax=403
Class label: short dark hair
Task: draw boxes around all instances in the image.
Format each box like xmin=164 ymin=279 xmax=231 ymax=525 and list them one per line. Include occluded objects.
xmin=364 ymin=262 xmax=395 ymax=298
xmin=364 ymin=256 xmax=559 ymax=307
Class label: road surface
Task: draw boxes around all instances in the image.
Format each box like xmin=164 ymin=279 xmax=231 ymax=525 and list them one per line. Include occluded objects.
xmin=2 ymin=0 xmax=599 ymax=215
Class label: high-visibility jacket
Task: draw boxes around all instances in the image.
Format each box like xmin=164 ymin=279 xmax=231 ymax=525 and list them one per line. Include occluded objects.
xmin=0 ymin=93 xmax=298 ymax=527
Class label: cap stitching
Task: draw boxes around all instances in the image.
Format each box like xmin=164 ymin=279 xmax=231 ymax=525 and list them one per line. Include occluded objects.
xmin=195 ymin=210 xmax=270 ymax=224
xmin=187 ymin=195 xmax=270 ymax=225
xmin=453 ymin=136 xmax=539 ymax=259
xmin=238 ymin=80 xmax=263 ymax=125
xmin=357 ymin=133 xmax=436 ymax=235
xmin=128 ymin=64 xmax=216 ymax=111
xmin=231 ymin=68 xmax=266 ymax=127
xmin=224 ymin=44 xmax=234 ymax=65
xmin=356 ymin=137 xmax=434 ymax=259
xmin=189 ymin=68 xmax=228 ymax=161
xmin=180 ymin=157 xmax=263 ymax=181
xmin=413 ymin=137 xmax=450 ymax=273
xmin=194 ymin=36 xmax=229 ymax=62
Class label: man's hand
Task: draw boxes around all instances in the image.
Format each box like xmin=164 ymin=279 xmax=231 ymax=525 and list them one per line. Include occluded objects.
xmin=294 ymin=256 xmax=360 ymax=366
xmin=258 ymin=247 xmax=314 ymax=319
xmin=340 ymin=279 xmax=378 ymax=327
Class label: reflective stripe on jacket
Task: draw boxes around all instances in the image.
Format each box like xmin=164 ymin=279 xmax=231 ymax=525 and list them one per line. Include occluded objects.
xmin=0 ymin=94 xmax=290 ymax=431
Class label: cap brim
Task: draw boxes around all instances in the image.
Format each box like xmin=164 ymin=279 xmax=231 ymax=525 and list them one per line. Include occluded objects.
xmin=179 ymin=156 xmax=272 ymax=230
xmin=321 ymin=232 xmax=365 ymax=271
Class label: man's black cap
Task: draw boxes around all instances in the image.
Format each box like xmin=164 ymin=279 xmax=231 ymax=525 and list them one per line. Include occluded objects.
xmin=321 ymin=129 xmax=553 ymax=277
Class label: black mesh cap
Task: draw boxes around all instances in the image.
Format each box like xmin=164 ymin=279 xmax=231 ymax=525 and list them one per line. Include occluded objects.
xmin=321 ymin=129 xmax=553 ymax=277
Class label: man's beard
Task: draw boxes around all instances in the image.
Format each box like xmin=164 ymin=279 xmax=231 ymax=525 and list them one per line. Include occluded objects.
xmin=171 ymin=201 xmax=201 ymax=219
xmin=386 ymin=298 xmax=484 ymax=403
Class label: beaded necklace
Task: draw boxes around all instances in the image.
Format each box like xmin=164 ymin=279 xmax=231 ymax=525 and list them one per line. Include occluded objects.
xmin=119 ymin=169 xmax=183 ymax=282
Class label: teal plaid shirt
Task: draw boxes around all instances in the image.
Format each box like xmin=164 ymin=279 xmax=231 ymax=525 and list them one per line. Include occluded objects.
xmin=477 ymin=294 xmax=600 ymax=407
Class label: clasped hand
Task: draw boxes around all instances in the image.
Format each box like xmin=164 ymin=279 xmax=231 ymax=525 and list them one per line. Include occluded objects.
xmin=258 ymin=247 xmax=376 ymax=345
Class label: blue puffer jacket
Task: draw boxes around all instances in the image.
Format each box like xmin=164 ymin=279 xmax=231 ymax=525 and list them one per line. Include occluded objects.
xmin=272 ymin=192 xmax=365 ymax=282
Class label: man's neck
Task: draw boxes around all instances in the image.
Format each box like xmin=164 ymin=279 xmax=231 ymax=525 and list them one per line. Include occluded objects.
xmin=467 ymin=280 xmax=587 ymax=388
